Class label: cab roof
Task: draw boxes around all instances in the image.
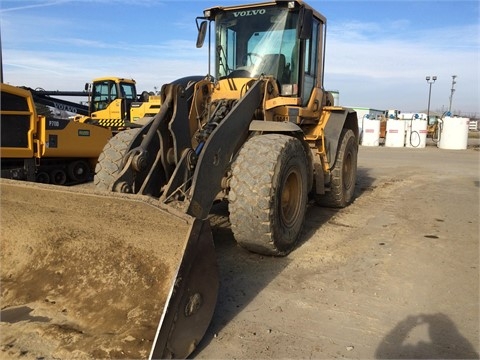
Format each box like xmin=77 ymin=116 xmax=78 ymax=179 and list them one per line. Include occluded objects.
xmin=203 ymin=0 xmax=326 ymax=24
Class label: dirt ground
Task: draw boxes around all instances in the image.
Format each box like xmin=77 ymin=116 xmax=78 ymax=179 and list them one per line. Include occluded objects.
xmin=1 ymin=139 xmax=479 ymax=359
xmin=196 ymin=140 xmax=480 ymax=359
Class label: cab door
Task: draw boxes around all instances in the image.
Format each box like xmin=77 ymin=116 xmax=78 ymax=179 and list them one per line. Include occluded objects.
xmin=91 ymin=80 xmax=121 ymax=122
xmin=301 ymin=18 xmax=321 ymax=106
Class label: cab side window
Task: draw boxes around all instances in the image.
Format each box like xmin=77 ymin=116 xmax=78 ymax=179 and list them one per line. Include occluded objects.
xmin=301 ymin=19 xmax=319 ymax=106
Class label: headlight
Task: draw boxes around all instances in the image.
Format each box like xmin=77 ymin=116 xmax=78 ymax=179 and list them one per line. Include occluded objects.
xmin=281 ymin=84 xmax=298 ymax=96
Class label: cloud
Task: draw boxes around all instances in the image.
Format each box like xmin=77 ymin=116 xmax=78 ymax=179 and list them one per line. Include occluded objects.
xmin=0 ymin=0 xmax=164 ymax=13
xmin=2 ymin=46 xmax=209 ymax=95
xmin=0 ymin=2 xmax=207 ymax=93
xmin=0 ymin=0 xmax=72 ymax=13
xmin=324 ymin=20 xmax=479 ymax=113
xmin=2 ymin=2 xmax=478 ymax=115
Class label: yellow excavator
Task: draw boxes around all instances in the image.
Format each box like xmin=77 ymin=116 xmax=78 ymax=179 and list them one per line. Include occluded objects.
xmin=1 ymin=1 xmax=358 ymax=359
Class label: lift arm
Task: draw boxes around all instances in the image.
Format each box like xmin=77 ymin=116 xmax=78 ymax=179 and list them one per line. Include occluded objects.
xmin=24 ymin=87 xmax=90 ymax=116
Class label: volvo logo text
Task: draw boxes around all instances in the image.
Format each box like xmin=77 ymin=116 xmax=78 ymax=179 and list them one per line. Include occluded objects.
xmin=233 ymin=9 xmax=266 ymax=17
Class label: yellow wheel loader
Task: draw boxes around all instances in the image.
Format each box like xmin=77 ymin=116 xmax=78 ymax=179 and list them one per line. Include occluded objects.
xmin=1 ymin=1 xmax=358 ymax=359
xmin=78 ymin=77 xmax=161 ymax=128
xmin=28 ymin=76 xmax=161 ymax=129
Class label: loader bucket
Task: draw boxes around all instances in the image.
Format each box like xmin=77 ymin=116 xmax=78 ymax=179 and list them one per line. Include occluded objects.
xmin=0 ymin=179 xmax=218 ymax=359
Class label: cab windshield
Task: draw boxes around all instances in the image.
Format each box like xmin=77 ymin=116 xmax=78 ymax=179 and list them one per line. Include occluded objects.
xmin=215 ymin=6 xmax=299 ymax=86
xmin=92 ymin=81 xmax=136 ymax=111
xmin=120 ymin=82 xmax=136 ymax=100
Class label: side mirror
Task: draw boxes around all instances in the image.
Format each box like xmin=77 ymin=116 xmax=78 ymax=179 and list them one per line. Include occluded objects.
xmin=298 ymin=8 xmax=313 ymax=40
xmin=196 ymin=20 xmax=208 ymax=48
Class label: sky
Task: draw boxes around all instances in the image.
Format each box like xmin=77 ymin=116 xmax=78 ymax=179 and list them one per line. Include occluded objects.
xmin=1 ymin=0 xmax=479 ymax=115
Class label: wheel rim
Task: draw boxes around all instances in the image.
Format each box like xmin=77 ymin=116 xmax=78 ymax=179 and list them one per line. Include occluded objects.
xmin=75 ymin=165 xmax=85 ymax=176
xmin=69 ymin=160 xmax=89 ymax=182
xmin=36 ymin=172 xmax=50 ymax=184
xmin=73 ymin=163 xmax=87 ymax=180
xmin=51 ymin=169 xmax=67 ymax=185
xmin=281 ymin=168 xmax=302 ymax=228
xmin=343 ymin=150 xmax=354 ymax=191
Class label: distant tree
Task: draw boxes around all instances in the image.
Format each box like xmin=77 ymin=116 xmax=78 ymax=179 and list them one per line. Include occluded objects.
xmin=35 ymin=103 xmax=54 ymax=118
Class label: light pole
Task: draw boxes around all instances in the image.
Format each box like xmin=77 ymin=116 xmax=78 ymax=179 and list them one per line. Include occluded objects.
xmin=449 ymin=75 xmax=457 ymax=113
xmin=426 ymin=76 xmax=437 ymax=124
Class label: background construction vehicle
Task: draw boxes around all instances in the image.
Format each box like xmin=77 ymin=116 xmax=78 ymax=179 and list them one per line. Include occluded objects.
xmin=1 ymin=1 xmax=358 ymax=359
xmin=26 ymin=87 xmax=90 ymax=116
xmin=0 ymin=83 xmax=112 ymax=184
xmin=79 ymin=76 xmax=161 ymax=128
xmin=1 ymin=77 xmax=160 ymax=185
xmin=25 ymin=76 xmax=161 ymax=129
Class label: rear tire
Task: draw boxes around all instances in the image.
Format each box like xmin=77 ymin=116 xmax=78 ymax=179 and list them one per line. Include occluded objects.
xmin=229 ymin=134 xmax=308 ymax=256
xmin=315 ymin=128 xmax=357 ymax=208
xmin=94 ymin=129 xmax=141 ymax=191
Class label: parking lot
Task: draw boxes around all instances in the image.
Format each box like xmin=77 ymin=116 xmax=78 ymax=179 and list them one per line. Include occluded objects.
xmin=195 ymin=140 xmax=479 ymax=359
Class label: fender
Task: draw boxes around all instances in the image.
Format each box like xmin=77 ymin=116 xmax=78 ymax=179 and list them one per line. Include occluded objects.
xmin=249 ymin=120 xmax=302 ymax=133
xmin=171 ymin=75 xmax=206 ymax=88
xmin=323 ymin=107 xmax=358 ymax=168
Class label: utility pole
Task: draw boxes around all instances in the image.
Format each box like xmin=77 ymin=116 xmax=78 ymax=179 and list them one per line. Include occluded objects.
xmin=426 ymin=76 xmax=437 ymax=124
xmin=449 ymin=75 xmax=457 ymax=113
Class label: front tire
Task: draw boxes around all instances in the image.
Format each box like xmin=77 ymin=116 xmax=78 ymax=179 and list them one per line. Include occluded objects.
xmin=94 ymin=128 xmax=141 ymax=191
xmin=229 ymin=134 xmax=308 ymax=256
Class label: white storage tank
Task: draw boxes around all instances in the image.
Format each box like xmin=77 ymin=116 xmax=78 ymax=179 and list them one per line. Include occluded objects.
xmin=399 ymin=112 xmax=427 ymax=121
xmin=361 ymin=119 xmax=381 ymax=146
xmin=437 ymin=116 xmax=470 ymax=150
xmin=385 ymin=119 xmax=406 ymax=147
xmin=399 ymin=112 xmax=414 ymax=120
xmin=406 ymin=119 xmax=428 ymax=148
xmin=357 ymin=114 xmax=367 ymax=143
xmin=386 ymin=109 xmax=401 ymax=119
xmin=330 ymin=90 xmax=340 ymax=106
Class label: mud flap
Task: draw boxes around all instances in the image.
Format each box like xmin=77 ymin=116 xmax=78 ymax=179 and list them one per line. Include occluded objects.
xmin=0 ymin=179 xmax=218 ymax=359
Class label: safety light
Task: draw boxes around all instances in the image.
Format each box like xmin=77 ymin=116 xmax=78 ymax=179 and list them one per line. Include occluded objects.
xmin=288 ymin=1 xmax=296 ymax=9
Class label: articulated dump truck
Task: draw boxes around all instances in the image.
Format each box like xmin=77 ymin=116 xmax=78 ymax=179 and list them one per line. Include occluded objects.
xmin=0 ymin=1 xmax=358 ymax=359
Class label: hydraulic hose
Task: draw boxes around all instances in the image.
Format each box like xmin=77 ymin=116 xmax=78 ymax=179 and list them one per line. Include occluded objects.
xmin=408 ymin=118 xmax=421 ymax=148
